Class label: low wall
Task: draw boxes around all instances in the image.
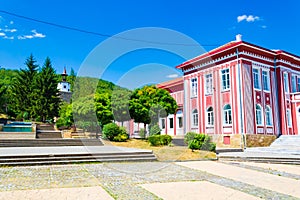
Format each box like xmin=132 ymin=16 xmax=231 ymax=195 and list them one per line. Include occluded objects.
xmin=210 ymin=134 xmax=243 ymax=148
xmin=0 ymin=132 xmax=36 ymax=139
xmin=62 ymin=130 xmax=97 ymax=139
xmin=246 ymin=134 xmax=276 ymax=147
xmin=209 ymin=133 xmax=276 ymax=148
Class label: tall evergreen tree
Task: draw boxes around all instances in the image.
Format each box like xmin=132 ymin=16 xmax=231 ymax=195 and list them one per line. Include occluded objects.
xmin=33 ymin=57 xmax=61 ymax=121
xmin=11 ymin=54 xmax=39 ymax=119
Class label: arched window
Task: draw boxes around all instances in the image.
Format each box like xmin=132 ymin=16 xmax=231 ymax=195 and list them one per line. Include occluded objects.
xmin=265 ymin=106 xmax=272 ymax=126
xmin=223 ymin=104 xmax=232 ymax=125
xmin=256 ymin=104 xmax=263 ymax=125
xmin=206 ymin=107 xmax=214 ymax=126
xmin=192 ymin=109 xmax=198 ymax=127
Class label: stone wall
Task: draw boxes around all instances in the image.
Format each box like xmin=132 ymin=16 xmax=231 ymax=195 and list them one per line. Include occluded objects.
xmin=209 ymin=134 xmax=243 ymax=148
xmin=246 ymin=134 xmax=277 ymax=147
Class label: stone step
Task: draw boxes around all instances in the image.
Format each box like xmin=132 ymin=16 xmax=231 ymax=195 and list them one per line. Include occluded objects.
xmin=0 ymin=151 xmax=157 ymax=166
xmin=0 ymin=139 xmax=103 ymax=147
xmin=218 ymin=156 xmax=300 ymax=165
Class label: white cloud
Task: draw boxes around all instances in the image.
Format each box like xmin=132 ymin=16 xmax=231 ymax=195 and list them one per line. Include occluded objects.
xmin=237 ymin=15 xmax=260 ymax=22
xmin=261 ymin=25 xmax=267 ymax=29
xmin=18 ymin=29 xmax=46 ymax=40
xmin=31 ymin=29 xmax=46 ymax=38
xmin=166 ymin=74 xmax=179 ymax=78
xmin=10 ymin=21 xmax=14 ymax=25
xmin=4 ymin=36 xmax=14 ymax=40
xmin=4 ymin=28 xmax=17 ymax=33
xmin=0 ymin=32 xmax=6 ymax=37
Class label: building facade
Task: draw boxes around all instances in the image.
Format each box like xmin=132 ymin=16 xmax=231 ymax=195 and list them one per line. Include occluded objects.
xmin=57 ymin=67 xmax=72 ymax=103
xmin=158 ymin=35 xmax=300 ymax=143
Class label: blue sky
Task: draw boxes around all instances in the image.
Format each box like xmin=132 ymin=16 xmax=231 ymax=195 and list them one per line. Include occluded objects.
xmin=0 ymin=0 xmax=299 ymax=89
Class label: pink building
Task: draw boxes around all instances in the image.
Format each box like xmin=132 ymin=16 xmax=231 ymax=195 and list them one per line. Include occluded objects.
xmin=158 ymin=35 xmax=300 ymax=144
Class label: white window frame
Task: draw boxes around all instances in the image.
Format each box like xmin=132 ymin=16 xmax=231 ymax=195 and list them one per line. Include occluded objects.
xmin=190 ymin=78 xmax=198 ymax=97
xmin=286 ymin=109 xmax=292 ymax=127
xmin=253 ymin=68 xmax=261 ymax=90
xmin=223 ymin=104 xmax=232 ymax=125
xmin=283 ymin=72 xmax=289 ymax=93
xmin=262 ymin=70 xmax=270 ymax=91
xmin=192 ymin=109 xmax=198 ymax=127
xmin=206 ymin=107 xmax=214 ymax=126
xmin=265 ymin=106 xmax=272 ymax=126
xmin=221 ymin=68 xmax=230 ymax=91
xmin=256 ymin=104 xmax=263 ymax=125
xmin=205 ymin=73 xmax=213 ymax=95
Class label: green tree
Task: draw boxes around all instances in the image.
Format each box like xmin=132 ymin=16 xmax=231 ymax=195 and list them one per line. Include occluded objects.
xmin=94 ymin=92 xmax=113 ymax=128
xmin=56 ymin=102 xmax=73 ymax=128
xmin=129 ymin=85 xmax=178 ymax=130
xmin=0 ymin=82 xmax=6 ymax=113
xmin=33 ymin=57 xmax=61 ymax=121
xmin=67 ymin=68 xmax=76 ymax=92
xmin=11 ymin=54 xmax=39 ymax=119
xmin=111 ymin=88 xmax=132 ymax=126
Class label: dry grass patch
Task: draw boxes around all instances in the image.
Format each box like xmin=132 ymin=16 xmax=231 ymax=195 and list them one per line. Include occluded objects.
xmin=104 ymin=139 xmax=216 ymax=161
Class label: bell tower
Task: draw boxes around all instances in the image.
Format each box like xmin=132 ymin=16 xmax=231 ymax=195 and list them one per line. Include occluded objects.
xmin=57 ymin=67 xmax=72 ymax=102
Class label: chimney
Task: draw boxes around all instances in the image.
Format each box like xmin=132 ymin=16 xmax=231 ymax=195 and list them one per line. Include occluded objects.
xmin=236 ymin=34 xmax=242 ymax=42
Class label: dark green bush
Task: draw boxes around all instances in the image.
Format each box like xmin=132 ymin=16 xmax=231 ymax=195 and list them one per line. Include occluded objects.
xmin=149 ymin=124 xmax=161 ymax=136
xmin=184 ymin=132 xmax=198 ymax=144
xmin=148 ymin=134 xmax=172 ymax=146
xmin=113 ymin=126 xmax=129 ymax=142
xmin=187 ymin=133 xmax=216 ymax=152
xmin=103 ymin=123 xmax=122 ymax=141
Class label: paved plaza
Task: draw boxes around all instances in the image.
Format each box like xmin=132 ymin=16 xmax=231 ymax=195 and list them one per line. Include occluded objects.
xmin=0 ymin=160 xmax=299 ymax=199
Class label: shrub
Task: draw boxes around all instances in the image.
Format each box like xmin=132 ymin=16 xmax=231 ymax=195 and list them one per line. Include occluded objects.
xmin=114 ymin=126 xmax=129 ymax=142
xmin=184 ymin=132 xmax=198 ymax=145
xmin=148 ymin=135 xmax=172 ymax=146
xmin=149 ymin=124 xmax=161 ymax=136
xmin=102 ymin=123 xmax=129 ymax=142
xmin=102 ymin=123 xmax=120 ymax=140
xmin=187 ymin=133 xmax=216 ymax=152
xmin=139 ymin=128 xmax=146 ymax=138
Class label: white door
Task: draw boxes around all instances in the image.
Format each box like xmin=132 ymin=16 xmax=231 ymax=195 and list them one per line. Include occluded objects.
xmin=176 ymin=110 xmax=184 ymax=136
xmin=297 ymin=107 xmax=300 ymax=135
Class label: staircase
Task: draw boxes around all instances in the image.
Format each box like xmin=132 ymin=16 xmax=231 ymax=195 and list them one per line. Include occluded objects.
xmin=0 ymin=139 xmax=104 ymax=147
xmin=218 ymin=135 xmax=300 ymax=164
xmin=36 ymin=124 xmax=62 ymax=139
xmin=0 ymin=149 xmax=157 ymax=166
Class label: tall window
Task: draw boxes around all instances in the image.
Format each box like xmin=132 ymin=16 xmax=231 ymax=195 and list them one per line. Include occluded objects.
xmin=223 ymin=104 xmax=232 ymax=125
xmin=192 ymin=109 xmax=198 ymax=127
xmin=262 ymin=70 xmax=270 ymax=91
xmin=286 ymin=109 xmax=292 ymax=127
xmin=291 ymin=75 xmax=297 ymax=93
xmin=169 ymin=118 xmax=174 ymax=129
xmin=205 ymin=74 xmax=213 ymax=94
xmin=265 ymin=106 xmax=272 ymax=126
xmin=256 ymin=104 xmax=263 ymax=125
xmin=283 ymin=73 xmax=289 ymax=93
xmin=206 ymin=107 xmax=214 ymax=126
xmin=297 ymin=77 xmax=300 ymax=92
xmin=253 ymin=68 xmax=261 ymax=89
xmin=161 ymin=119 xmax=165 ymax=129
xmin=191 ymin=78 xmax=198 ymax=97
xmin=221 ymin=69 xmax=230 ymax=91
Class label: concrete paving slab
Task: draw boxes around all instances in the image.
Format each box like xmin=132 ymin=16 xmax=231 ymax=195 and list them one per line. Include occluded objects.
xmin=0 ymin=186 xmax=114 ymax=200
xmin=235 ymin=161 xmax=300 ymax=176
xmin=176 ymin=161 xmax=300 ymax=198
xmin=141 ymin=181 xmax=260 ymax=200
xmin=0 ymin=146 xmax=152 ymax=156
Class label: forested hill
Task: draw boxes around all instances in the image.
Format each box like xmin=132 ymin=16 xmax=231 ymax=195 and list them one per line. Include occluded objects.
xmin=71 ymin=76 xmax=125 ymax=99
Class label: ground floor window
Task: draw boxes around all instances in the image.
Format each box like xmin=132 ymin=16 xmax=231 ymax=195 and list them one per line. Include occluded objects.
xmin=223 ymin=104 xmax=232 ymax=125
xmin=169 ymin=118 xmax=174 ymax=129
xmin=161 ymin=119 xmax=165 ymax=129
xmin=265 ymin=106 xmax=272 ymax=126
xmin=207 ymin=107 xmax=214 ymax=126
xmin=192 ymin=109 xmax=198 ymax=127
xmin=256 ymin=104 xmax=263 ymax=125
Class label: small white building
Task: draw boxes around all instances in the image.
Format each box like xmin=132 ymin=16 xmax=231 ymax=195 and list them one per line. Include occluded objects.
xmin=57 ymin=67 xmax=72 ymax=103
